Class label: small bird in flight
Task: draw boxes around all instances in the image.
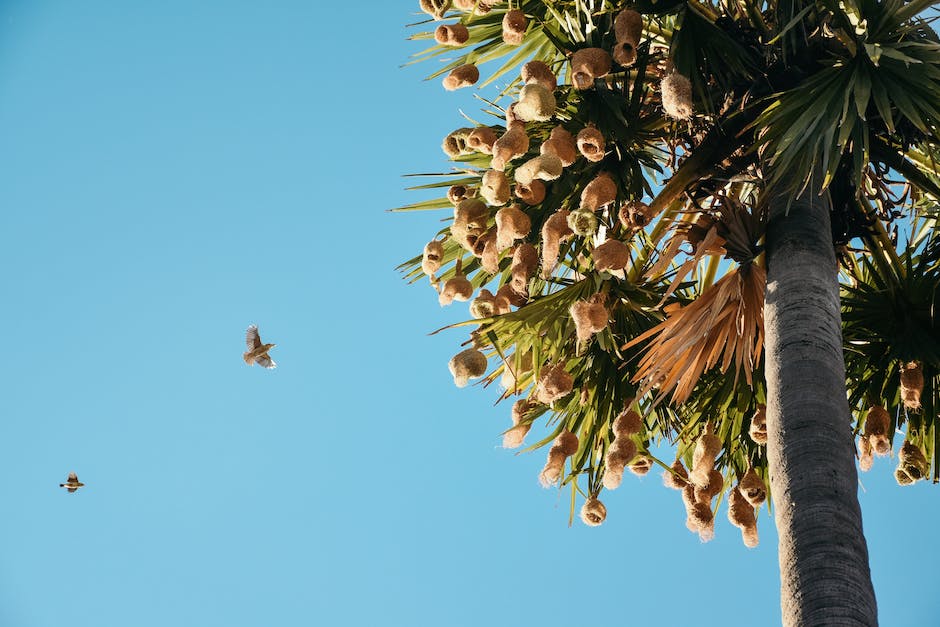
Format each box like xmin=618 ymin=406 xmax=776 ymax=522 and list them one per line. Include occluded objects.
xmin=60 ymin=472 xmax=84 ymax=493
xmin=244 ymin=325 xmax=277 ymax=369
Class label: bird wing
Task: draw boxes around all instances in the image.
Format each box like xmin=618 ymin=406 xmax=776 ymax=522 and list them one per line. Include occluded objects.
xmin=246 ymin=325 xmax=262 ymax=350
xmin=67 ymin=472 xmax=78 ymax=483
xmin=255 ymin=354 xmax=276 ymax=369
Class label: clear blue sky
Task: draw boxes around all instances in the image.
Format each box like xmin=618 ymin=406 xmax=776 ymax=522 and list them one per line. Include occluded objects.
xmin=0 ymin=2 xmax=936 ymax=626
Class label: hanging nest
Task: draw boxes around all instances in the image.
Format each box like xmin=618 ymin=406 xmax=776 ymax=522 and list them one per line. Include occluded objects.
xmin=496 ymin=283 xmax=524 ymax=310
xmin=540 ymin=210 xmax=574 ymax=277
xmin=514 ymin=83 xmax=556 ymax=122
xmin=438 ymin=274 xmax=474 ymax=306
xmin=536 ymin=363 xmax=574 ymax=404
xmin=663 ymin=459 xmax=689 ymax=489
xmin=897 ymin=440 xmax=929 ymax=483
xmin=434 ymin=23 xmax=470 ymax=45
xmin=603 ymin=437 xmax=637 ymax=489
xmin=738 ymin=467 xmax=766 ymax=507
xmin=449 ymin=348 xmax=487 ymax=387
xmin=521 ymin=60 xmax=557 ymax=91
xmin=617 ymin=200 xmax=656 ymax=229
xmin=491 ymin=123 xmax=529 ymax=170
xmin=858 ymin=434 xmax=874 ymax=471
xmin=510 ymin=242 xmax=538 ymax=296
xmin=541 ymin=125 xmax=578 ymax=166
xmin=422 ymin=240 xmax=445 ymax=276
xmin=514 ymin=179 xmax=546 ymax=205
xmin=593 ymin=239 xmax=630 ymax=272
xmin=539 ymin=430 xmax=579 ymax=487
xmin=690 ymin=425 xmax=722 ymax=489
xmin=748 ymin=404 xmax=768 ymax=445
xmin=580 ymin=497 xmax=607 ymax=526
xmin=629 ymin=455 xmax=653 ymax=476
xmin=694 ymin=468 xmax=724 ymax=504
xmin=683 ymin=485 xmax=715 ymax=542
xmin=442 ymin=127 xmax=474 ymax=159
xmin=570 ymin=296 xmax=608 ymax=343
xmin=728 ymin=486 xmax=759 ymax=548
xmin=900 ymin=361 xmax=924 ymax=411
xmin=466 ymin=126 xmax=498 ymax=154
xmin=451 ymin=198 xmax=489 ymax=252
xmin=502 ymin=8 xmax=527 ymax=45
xmin=481 ymin=169 xmax=511 ymax=206
xmin=613 ymin=408 xmax=643 ymax=436
xmin=447 ymin=184 xmax=475 ymax=205
xmin=453 ymin=0 xmax=491 ymax=13
xmin=864 ymin=405 xmax=891 ymax=456
xmin=443 ymin=64 xmax=480 ymax=90
xmin=579 ymin=173 xmax=618 ymax=211
xmin=661 ymin=71 xmax=693 ymax=119
xmin=576 ymin=126 xmax=606 ymax=162
xmin=514 ymin=154 xmax=563 ymax=185
xmin=503 ymin=398 xmax=535 ymax=448
xmin=570 ymin=48 xmax=612 ymax=90
xmin=469 ymin=289 xmax=498 ymax=319
xmin=567 ymin=209 xmax=598 ymax=237
xmin=495 ymin=205 xmax=531 ymax=250
xmin=420 ymin=0 xmax=451 ymax=20
xmin=612 ymin=9 xmax=642 ymax=66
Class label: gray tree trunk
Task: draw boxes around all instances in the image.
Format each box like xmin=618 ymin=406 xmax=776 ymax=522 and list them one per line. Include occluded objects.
xmin=763 ymin=181 xmax=878 ymax=626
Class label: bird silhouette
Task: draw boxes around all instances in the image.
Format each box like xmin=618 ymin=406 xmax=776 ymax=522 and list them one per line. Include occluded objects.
xmin=59 ymin=472 xmax=84 ymax=493
xmin=243 ymin=325 xmax=277 ymax=369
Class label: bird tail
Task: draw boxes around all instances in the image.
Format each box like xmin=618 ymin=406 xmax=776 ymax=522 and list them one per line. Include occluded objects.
xmin=242 ymin=352 xmax=253 ymax=365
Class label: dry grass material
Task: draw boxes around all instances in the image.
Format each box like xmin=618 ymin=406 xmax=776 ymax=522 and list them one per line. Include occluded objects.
xmin=858 ymin=435 xmax=874 ymax=471
xmin=514 ymin=154 xmax=563 ymax=185
xmin=438 ymin=274 xmax=474 ymax=306
xmin=447 ymin=184 xmax=475 ymax=205
xmin=895 ymin=467 xmax=915 ymax=485
xmin=451 ymin=198 xmax=489 ymax=252
xmin=684 ymin=493 xmax=715 ymax=542
xmin=514 ymin=84 xmax=555 ymax=122
xmin=690 ymin=425 xmax=722 ymax=489
xmin=864 ymin=405 xmax=891 ymax=456
xmin=612 ymin=9 xmax=642 ymax=66
xmin=576 ymin=126 xmax=605 ymax=162
xmin=661 ymin=71 xmax=693 ymax=119
xmin=593 ymin=239 xmax=630 ymax=273
xmin=898 ymin=440 xmax=929 ymax=482
xmin=728 ymin=486 xmax=759 ymax=548
xmin=663 ymin=459 xmax=689 ymax=489
xmin=453 ymin=0 xmax=490 ymax=12
xmin=738 ymin=467 xmax=766 ymax=507
xmin=539 ymin=446 xmax=567 ymax=487
xmin=603 ymin=438 xmax=636 ymax=489
xmin=540 ymin=210 xmax=574 ymax=277
xmin=422 ymin=240 xmax=444 ymax=276
xmin=495 ymin=205 xmax=531 ymax=251
xmin=579 ymin=173 xmax=617 ymax=211
xmin=694 ymin=468 xmax=724 ymax=503
xmin=469 ymin=289 xmax=498 ymax=319
xmin=613 ymin=408 xmax=642 ymax=436
xmin=496 ymin=283 xmax=525 ymax=309
xmin=580 ymin=497 xmax=607 ymax=526
xmin=514 ymin=179 xmax=546 ymax=205
xmin=602 ymin=465 xmax=625 ymax=490
xmin=566 ymin=209 xmax=598 ymax=237
xmin=481 ymin=169 xmax=511 ymax=206
xmin=435 ymin=23 xmax=470 ymax=45
xmin=449 ymin=348 xmax=487 ymax=387
xmin=443 ymin=64 xmax=480 ymax=90
xmin=502 ymin=9 xmax=527 ymax=45
xmin=479 ymin=230 xmax=500 ymax=274
xmin=536 ymin=363 xmax=574 ymax=404
xmin=466 ymin=127 xmax=498 ymax=154
xmin=625 ymin=265 xmax=766 ymax=405
xmin=442 ymin=127 xmax=474 ymax=159
xmin=900 ymin=361 xmax=924 ymax=411
xmin=629 ymin=455 xmax=653 ymax=476
xmin=749 ymin=404 xmax=768 ymax=445
xmin=618 ymin=200 xmax=656 ymax=229
xmin=570 ymin=48 xmax=612 ymax=89
xmin=491 ymin=124 xmax=529 ymax=170
xmin=503 ymin=399 xmax=535 ymax=448
xmin=420 ymin=0 xmax=450 ymax=19
xmin=570 ymin=298 xmax=608 ymax=343
xmin=521 ymin=60 xmax=556 ymax=90
xmin=557 ymin=430 xmax=579 ymax=456
xmin=510 ymin=242 xmax=538 ymax=296
xmin=541 ymin=125 xmax=578 ymax=166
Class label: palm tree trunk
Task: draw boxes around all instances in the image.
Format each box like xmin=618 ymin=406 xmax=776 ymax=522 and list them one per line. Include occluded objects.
xmin=764 ymin=181 xmax=878 ymax=626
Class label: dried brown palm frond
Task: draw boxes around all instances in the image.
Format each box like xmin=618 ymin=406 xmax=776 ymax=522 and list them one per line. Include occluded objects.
xmin=625 ymin=264 xmax=766 ymax=406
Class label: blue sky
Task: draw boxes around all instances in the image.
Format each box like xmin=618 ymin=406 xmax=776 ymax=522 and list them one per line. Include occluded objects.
xmin=0 ymin=2 xmax=937 ymax=626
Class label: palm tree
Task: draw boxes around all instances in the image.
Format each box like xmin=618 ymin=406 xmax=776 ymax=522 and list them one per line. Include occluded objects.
xmin=398 ymin=1 xmax=940 ymax=624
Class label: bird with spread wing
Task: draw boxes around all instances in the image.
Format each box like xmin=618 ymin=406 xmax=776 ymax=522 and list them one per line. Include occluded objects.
xmin=243 ymin=325 xmax=276 ymax=369
xmin=59 ymin=472 xmax=84 ymax=493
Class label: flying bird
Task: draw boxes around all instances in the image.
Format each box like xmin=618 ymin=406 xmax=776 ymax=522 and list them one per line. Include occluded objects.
xmin=59 ymin=472 xmax=84 ymax=493
xmin=244 ymin=325 xmax=277 ymax=369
